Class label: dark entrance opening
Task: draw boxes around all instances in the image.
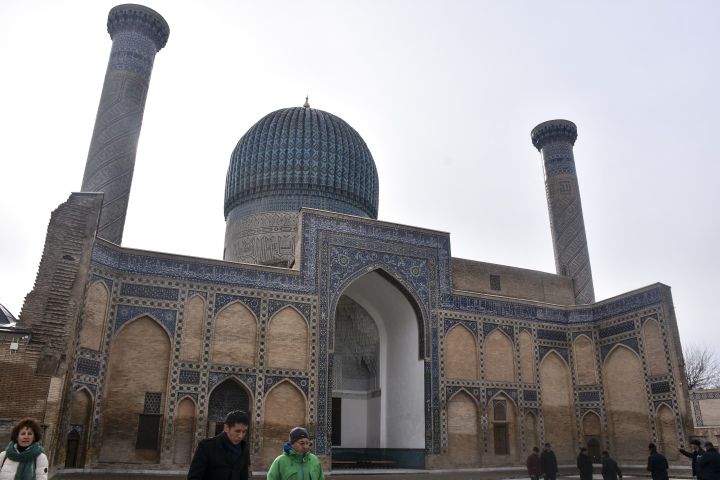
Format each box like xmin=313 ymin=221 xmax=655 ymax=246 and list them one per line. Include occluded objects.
xmin=65 ymin=429 xmax=81 ymax=468
xmin=207 ymin=380 xmax=250 ymax=438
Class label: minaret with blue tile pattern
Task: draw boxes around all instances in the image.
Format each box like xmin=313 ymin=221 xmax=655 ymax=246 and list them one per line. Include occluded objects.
xmin=532 ymin=119 xmax=595 ymax=304
xmin=81 ymin=4 xmax=169 ymax=244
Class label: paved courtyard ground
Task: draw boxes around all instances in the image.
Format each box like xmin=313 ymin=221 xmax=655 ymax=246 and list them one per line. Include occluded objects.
xmin=52 ymin=465 xmax=693 ymax=480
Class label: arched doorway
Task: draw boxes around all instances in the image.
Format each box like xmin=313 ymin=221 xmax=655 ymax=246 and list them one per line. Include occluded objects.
xmin=64 ymin=429 xmax=81 ymax=468
xmin=207 ymin=379 xmax=251 ymax=437
xmin=332 ymin=270 xmax=425 ymax=468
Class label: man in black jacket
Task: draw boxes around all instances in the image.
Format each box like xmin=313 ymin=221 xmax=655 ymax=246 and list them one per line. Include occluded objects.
xmin=577 ymin=447 xmax=594 ymax=480
xmin=188 ymin=410 xmax=251 ymax=480
xmin=647 ymin=443 xmax=669 ymax=480
xmin=540 ymin=443 xmax=558 ymax=480
xmin=698 ymin=442 xmax=720 ymax=480
xmin=679 ymin=439 xmax=705 ymax=479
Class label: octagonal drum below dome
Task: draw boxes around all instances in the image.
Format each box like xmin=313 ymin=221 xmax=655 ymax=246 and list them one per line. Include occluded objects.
xmin=224 ymin=106 xmax=379 ymax=267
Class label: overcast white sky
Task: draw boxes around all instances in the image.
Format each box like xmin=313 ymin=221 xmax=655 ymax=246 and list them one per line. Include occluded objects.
xmin=1 ymin=1 xmax=718 ymax=349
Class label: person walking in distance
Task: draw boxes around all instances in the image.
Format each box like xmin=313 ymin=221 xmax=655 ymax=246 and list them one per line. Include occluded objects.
xmin=540 ymin=443 xmax=558 ymax=480
xmin=0 ymin=417 xmax=49 ymax=480
xmin=697 ymin=442 xmax=720 ymax=480
xmin=647 ymin=443 xmax=669 ymax=480
xmin=601 ymin=450 xmax=622 ymax=480
xmin=267 ymin=427 xmax=324 ymax=480
xmin=577 ymin=447 xmax=594 ymax=480
xmin=527 ymin=446 xmax=541 ymax=480
xmin=679 ymin=439 xmax=705 ymax=479
xmin=187 ymin=410 xmax=251 ymax=480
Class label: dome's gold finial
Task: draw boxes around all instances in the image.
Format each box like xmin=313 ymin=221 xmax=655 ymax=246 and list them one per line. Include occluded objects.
xmin=303 ymin=95 xmax=310 ymax=108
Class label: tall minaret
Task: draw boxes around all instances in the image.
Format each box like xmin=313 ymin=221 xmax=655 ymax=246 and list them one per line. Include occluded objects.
xmin=81 ymin=4 xmax=169 ymax=244
xmin=531 ymin=119 xmax=595 ymax=304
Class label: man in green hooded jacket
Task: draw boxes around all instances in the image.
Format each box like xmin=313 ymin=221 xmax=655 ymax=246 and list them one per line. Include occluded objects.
xmin=267 ymin=427 xmax=324 ymax=480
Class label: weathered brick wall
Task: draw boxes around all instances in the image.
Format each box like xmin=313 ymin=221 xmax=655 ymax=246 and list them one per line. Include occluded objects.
xmin=4 ymin=193 xmax=102 ymax=466
xmin=451 ymin=258 xmax=575 ymax=305
xmin=0 ymin=334 xmax=50 ymax=437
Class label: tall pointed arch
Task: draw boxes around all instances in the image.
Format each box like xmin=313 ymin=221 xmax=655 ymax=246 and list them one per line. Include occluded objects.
xmin=445 ymin=324 xmax=478 ymax=379
xmin=207 ymin=378 xmax=252 ymax=437
xmin=484 ymin=329 xmax=515 ymax=382
xmin=573 ymin=334 xmax=598 ymax=385
xmin=211 ymin=301 xmax=258 ymax=366
xmin=79 ymin=280 xmax=109 ymax=351
xmin=603 ymin=344 xmax=650 ymax=461
xmin=487 ymin=391 xmax=518 ymax=463
xmin=66 ymin=388 xmax=93 ymax=468
xmin=540 ymin=351 xmax=574 ymax=462
xmin=181 ymin=295 xmax=206 ymax=361
xmin=173 ymin=397 xmax=196 ymax=464
xmin=519 ymin=330 xmax=535 ymax=383
xmin=262 ymin=380 xmax=306 ymax=469
xmin=447 ymin=390 xmax=480 ymax=465
xmin=656 ymin=403 xmax=680 ymax=460
xmin=266 ymin=306 xmax=309 ymax=370
xmin=642 ymin=318 xmax=668 ymax=376
xmin=331 ymin=267 xmax=427 ymax=360
xmin=99 ymin=315 xmax=171 ymax=463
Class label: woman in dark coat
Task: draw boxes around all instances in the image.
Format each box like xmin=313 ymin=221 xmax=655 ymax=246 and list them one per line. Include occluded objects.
xmin=601 ymin=450 xmax=622 ymax=480
xmin=577 ymin=447 xmax=594 ymax=480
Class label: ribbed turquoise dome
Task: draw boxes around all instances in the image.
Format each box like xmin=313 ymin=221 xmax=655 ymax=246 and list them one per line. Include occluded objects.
xmin=224 ymin=107 xmax=379 ymax=219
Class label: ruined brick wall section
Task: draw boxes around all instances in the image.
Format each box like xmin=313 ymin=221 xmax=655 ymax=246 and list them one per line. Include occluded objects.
xmin=0 ymin=333 xmax=50 ymax=439
xmin=15 ymin=192 xmax=103 ymax=464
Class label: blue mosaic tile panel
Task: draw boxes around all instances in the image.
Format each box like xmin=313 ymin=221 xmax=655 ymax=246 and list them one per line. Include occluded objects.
xmin=214 ymin=293 xmax=262 ymax=318
xmin=76 ymin=357 xmax=100 ymax=376
xmin=537 ymin=329 xmax=566 ymax=341
xmin=443 ymin=318 xmax=477 ymax=334
xmin=120 ymin=282 xmax=179 ymax=301
xmin=578 ymin=391 xmax=600 ymax=402
xmin=115 ymin=304 xmax=177 ymax=337
xmin=267 ymin=300 xmax=311 ymax=322
xmin=522 ymin=389 xmax=538 ymax=402
xmin=443 ymin=287 xmax=662 ymax=324
xmin=446 ymin=385 xmax=481 ymax=401
xmin=600 ymin=337 xmax=640 ymax=361
xmin=651 ymin=381 xmax=671 ymax=394
xmin=539 ymin=346 xmax=569 ymax=364
xmin=486 ymin=388 xmax=517 ymax=402
xmin=208 ymin=372 xmax=257 ymax=392
xmin=89 ymin=274 xmax=113 ymax=292
xmin=179 ymin=369 xmax=200 ymax=385
xmin=73 ymin=382 xmax=97 ymax=396
xmin=599 ymin=320 xmax=635 ymax=338
xmin=264 ymin=375 xmax=309 ymax=396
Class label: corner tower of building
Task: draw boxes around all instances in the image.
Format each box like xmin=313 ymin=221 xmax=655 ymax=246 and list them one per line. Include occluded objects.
xmin=532 ymin=119 xmax=595 ymax=304
xmin=224 ymin=105 xmax=379 ymax=267
xmin=80 ymin=4 xmax=169 ymax=244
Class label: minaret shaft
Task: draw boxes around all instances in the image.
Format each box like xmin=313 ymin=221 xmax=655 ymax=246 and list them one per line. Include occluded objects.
xmin=80 ymin=4 xmax=169 ymax=244
xmin=532 ymin=120 xmax=595 ymax=304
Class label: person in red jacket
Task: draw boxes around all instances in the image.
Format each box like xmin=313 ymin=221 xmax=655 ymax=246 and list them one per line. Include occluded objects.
xmin=526 ymin=447 xmax=541 ymax=480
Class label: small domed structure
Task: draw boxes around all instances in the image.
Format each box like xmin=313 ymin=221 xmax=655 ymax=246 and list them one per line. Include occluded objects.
xmin=224 ymin=106 xmax=379 ymax=266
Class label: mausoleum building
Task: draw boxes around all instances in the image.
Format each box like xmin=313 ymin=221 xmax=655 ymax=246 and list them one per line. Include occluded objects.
xmin=0 ymin=4 xmax=694 ymax=473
